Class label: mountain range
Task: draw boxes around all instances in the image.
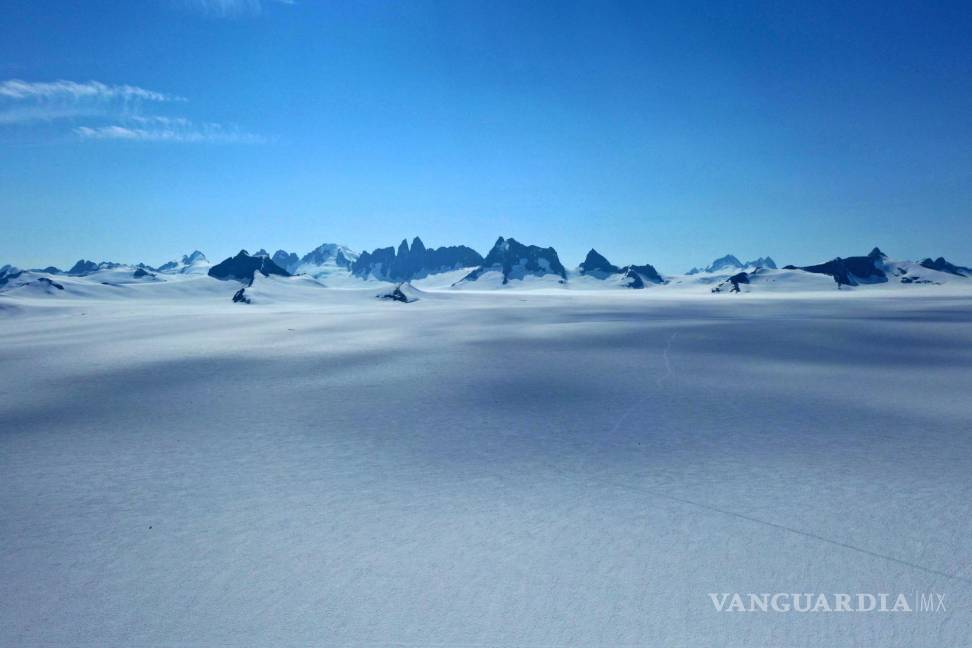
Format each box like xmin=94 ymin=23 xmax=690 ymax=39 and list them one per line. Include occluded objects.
xmin=687 ymin=254 xmax=777 ymax=274
xmin=2 ymin=239 xmax=970 ymax=299
xmin=352 ymin=237 xmax=483 ymax=282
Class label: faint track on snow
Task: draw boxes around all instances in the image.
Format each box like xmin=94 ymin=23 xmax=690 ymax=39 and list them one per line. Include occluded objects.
xmin=593 ymin=327 xmax=972 ymax=587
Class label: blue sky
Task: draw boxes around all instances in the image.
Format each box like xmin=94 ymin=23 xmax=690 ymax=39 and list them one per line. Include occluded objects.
xmin=2 ymin=0 xmax=970 ymax=272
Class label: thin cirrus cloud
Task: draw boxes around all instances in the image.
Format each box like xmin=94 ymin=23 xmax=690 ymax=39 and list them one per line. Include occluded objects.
xmin=0 ymin=79 xmax=183 ymax=103
xmin=75 ymin=123 xmax=266 ymax=144
xmin=178 ymin=0 xmax=295 ymax=18
xmin=0 ymin=79 xmax=264 ymax=144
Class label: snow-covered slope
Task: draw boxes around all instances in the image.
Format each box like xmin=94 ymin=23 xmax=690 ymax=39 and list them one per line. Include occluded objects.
xmin=293 ymin=243 xmax=359 ymax=279
xmin=156 ymin=250 xmax=210 ymax=275
xmin=2 ymin=289 xmax=971 ymax=647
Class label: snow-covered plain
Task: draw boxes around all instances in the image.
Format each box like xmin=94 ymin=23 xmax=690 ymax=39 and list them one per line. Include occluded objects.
xmin=2 ymin=280 xmax=972 ymax=646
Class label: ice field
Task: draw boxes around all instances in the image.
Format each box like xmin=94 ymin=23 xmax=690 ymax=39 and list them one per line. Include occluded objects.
xmin=2 ymin=282 xmax=972 ymax=646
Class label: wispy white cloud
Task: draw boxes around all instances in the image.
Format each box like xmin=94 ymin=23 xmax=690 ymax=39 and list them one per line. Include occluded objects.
xmin=0 ymin=79 xmax=183 ymax=103
xmin=0 ymin=79 xmax=184 ymax=125
xmin=0 ymin=105 xmax=105 ymax=125
xmin=75 ymin=122 xmax=266 ymax=144
xmin=178 ymin=0 xmax=295 ymax=17
xmin=1 ymin=78 xmax=266 ymax=145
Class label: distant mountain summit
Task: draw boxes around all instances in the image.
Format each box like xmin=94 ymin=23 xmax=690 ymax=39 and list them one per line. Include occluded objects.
xmin=271 ymin=250 xmax=300 ymax=274
xmin=458 ymin=237 xmax=566 ymax=285
xmin=687 ymin=254 xmax=777 ymax=274
xmin=66 ymin=259 xmax=124 ymax=275
xmin=352 ymin=237 xmax=482 ymax=281
xmin=787 ymin=247 xmax=888 ymax=286
xmin=208 ymin=250 xmax=290 ymax=285
xmin=577 ymin=249 xmax=664 ymax=288
xmin=295 ymin=243 xmax=359 ymax=277
xmin=157 ymin=251 xmax=208 ymax=273
xmin=920 ymin=256 xmax=971 ymax=277
xmin=578 ymin=249 xmax=620 ymax=276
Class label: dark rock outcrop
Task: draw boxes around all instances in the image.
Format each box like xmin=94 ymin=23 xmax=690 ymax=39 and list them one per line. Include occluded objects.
xmin=376 ymin=283 xmax=418 ymax=303
xmin=577 ymin=249 xmax=663 ymax=288
xmin=271 ymin=250 xmax=300 ymax=274
xmin=67 ymin=260 xmax=100 ymax=275
xmin=460 ymin=237 xmax=566 ymax=285
xmin=37 ymin=277 xmax=64 ymax=290
xmin=920 ymin=257 xmax=971 ymax=277
xmin=353 ymin=237 xmax=483 ymax=281
xmin=788 ymin=247 xmax=888 ymax=287
xmin=748 ymin=256 xmax=777 ymax=269
xmin=209 ymin=250 xmax=291 ymax=285
xmin=712 ymin=271 xmax=751 ymax=293
xmin=578 ymin=249 xmax=621 ymax=276
xmin=625 ymin=263 xmax=664 ymax=285
xmin=66 ymin=259 xmax=124 ymax=276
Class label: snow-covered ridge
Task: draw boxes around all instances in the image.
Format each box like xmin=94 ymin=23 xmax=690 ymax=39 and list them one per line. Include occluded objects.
xmin=4 ymin=244 xmax=970 ymax=303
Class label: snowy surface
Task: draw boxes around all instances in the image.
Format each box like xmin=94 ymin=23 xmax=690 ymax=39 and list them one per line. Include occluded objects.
xmin=2 ymin=285 xmax=972 ymax=646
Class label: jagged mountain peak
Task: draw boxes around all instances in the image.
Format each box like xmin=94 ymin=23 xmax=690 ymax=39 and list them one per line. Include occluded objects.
xmin=688 ymin=254 xmax=777 ymax=274
xmin=459 ymin=236 xmax=566 ymax=285
xmin=352 ymin=237 xmax=483 ymax=282
xmin=579 ymin=249 xmax=621 ymax=275
xmin=208 ymin=250 xmax=290 ymax=285
xmin=271 ymin=250 xmax=300 ymax=274
xmin=920 ymin=256 xmax=971 ymax=277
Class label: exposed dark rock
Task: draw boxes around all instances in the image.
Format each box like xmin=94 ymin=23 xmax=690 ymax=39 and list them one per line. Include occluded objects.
xmin=352 ymin=237 xmax=483 ymax=281
xmin=271 ymin=250 xmax=300 ymax=274
xmin=712 ymin=271 xmax=750 ymax=293
xmin=133 ymin=268 xmax=154 ymax=279
xmin=37 ymin=277 xmax=64 ymax=290
xmin=376 ymin=283 xmax=417 ymax=303
xmin=625 ymin=263 xmax=664 ymax=284
xmin=748 ymin=256 xmax=777 ymax=269
xmin=461 ymin=237 xmax=566 ymax=284
xmin=706 ymin=254 xmax=744 ymax=273
xmin=0 ymin=269 xmax=23 ymax=288
xmin=209 ymin=250 xmax=291 ymax=285
xmin=232 ymin=287 xmax=251 ymax=303
xmin=578 ymin=249 xmax=621 ymax=276
xmin=795 ymin=248 xmax=887 ymax=286
xmin=577 ymin=249 xmax=663 ymax=288
xmin=920 ymin=257 xmax=971 ymax=277
xmin=67 ymin=260 xmax=99 ymax=275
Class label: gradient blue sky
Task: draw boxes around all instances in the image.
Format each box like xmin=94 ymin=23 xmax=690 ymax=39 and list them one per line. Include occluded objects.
xmin=2 ymin=0 xmax=970 ymax=272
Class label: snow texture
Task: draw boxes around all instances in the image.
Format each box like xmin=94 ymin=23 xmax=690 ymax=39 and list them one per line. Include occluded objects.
xmin=2 ymin=282 xmax=972 ymax=646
